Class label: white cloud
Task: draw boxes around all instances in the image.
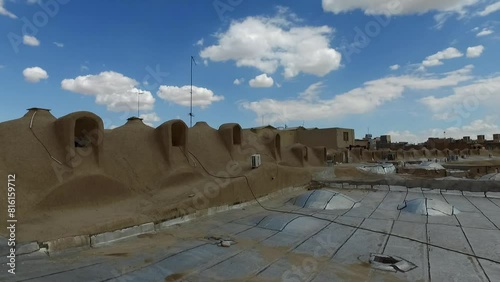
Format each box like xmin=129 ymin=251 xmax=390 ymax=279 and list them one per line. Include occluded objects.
xmin=140 ymin=112 xmax=161 ymax=127
xmin=420 ymin=74 xmax=500 ymax=120
xmin=23 ymin=35 xmax=40 ymax=46
xmin=80 ymin=65 xmax=89 ymax=72
xmin=195 ymin=38 xmax=204 ymax=46
xmin=386 ymin=130 xmax=421 ymax=144
xmin=23 ymin=67 xmax=48 ymax=83
xmin=421 ymin=47 xmax=463 ymax=68
xmin=249 ymin=73 xmax=274 ymax=88
xmin=299 ymin=82 xmax=324 ymax=101
xmin=242 ymin=65 xmax=473 ymax=124
xmin=434 ymin=12 xmax=456 ymax=29
xmin=389 ymin=64 xmax=400 ymax=71
xmin=53 ymin=42 xmax=64 ymax=48
xmin=466 ymin=45 xmax=484 ymax=58
xmin=157 ymin=85 xmax=224 ymax=109
xmin=442 ymin=118 xmax=500 ymax=139
xmin=322 ymin=0 xmax=480 ymax=15
xmin=478 ymin=1 xmax=500 ymax=16
xmin=389 ymin=118 xmax=500 ymax=143
xmin=0 ymin=0 xmax=16 ymax=19
xmin=200 ymin=10 xmax=342 ymax=79
xmin=0 ymin=65 xmax=5 ymax=69
xmin=233 ymin=78 xmax=244 ymax=85
xmin=476 ymin=28 xmax=493 ymax=37
xmin=61 ymin=71 xmax=155 ymax=112
xmin=439 ymin=118 xmax=500 ymax=140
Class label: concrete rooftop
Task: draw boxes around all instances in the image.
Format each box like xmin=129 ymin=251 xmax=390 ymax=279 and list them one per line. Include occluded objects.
xmin=2 ymin=186 xmax=500 ymax=281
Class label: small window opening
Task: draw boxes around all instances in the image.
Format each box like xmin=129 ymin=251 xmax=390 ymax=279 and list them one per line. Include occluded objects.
xmin=74 ymin=117 xmax=97 ymax=148
xmin=275 ymin=134 xmax=281 ymax=159
xmin=171 ymin=122 xmax=186 ymax=147
xmin=343 ymin=132 xmax=349 ymax=141
xmin=233 ymin=126 xmax=241 ymax=145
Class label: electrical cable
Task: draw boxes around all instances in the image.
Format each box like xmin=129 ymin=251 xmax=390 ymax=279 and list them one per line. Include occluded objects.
xmin=28 ymin=110 xmax=64 ymax=165
xmin=187 ymin=149 xmax=500 ymax=266
xmin=28 ymin=110 xmax=96 ymax=168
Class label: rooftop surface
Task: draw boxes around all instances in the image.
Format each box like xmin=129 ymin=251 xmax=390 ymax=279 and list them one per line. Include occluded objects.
xmin=2 ymin=186 xmax=500 ymax=281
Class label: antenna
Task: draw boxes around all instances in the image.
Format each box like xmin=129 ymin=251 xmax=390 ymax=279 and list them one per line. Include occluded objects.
xmin=189 ymin=56 xmax=197 ymax=127
xmin=137 ymin=90 xmax=144 ymax=118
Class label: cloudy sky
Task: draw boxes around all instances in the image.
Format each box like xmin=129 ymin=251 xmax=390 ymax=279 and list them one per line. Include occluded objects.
xmin=1 ymin=0 xmax=499 ymax=142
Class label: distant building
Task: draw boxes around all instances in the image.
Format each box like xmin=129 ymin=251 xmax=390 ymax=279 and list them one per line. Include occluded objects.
xmin=363 ymin=133 xmax=376 ymax=150
xmin=250 ymin=125 xmax=277 ymax=132
xmin=477 ymin=135 xmax=485 ymax=143
xmin=248 ymin=126 xmax=355 ymax=150
xmin=494 ymin=134 xmax=500 ymax=142
xmin=296 ymin=127 xmax=355 ymax=149
xmin=421 ymin=134 xmax=500 ymax=151
xmin=376 ymin=135 xmax=392 ymax=149
xmin=426 ymin=138 xmax=455 ymax=150
xmin=483 ymin=134 xmax=500 ymax=150
xmin=380 ymin=135 xmax=391 ymax=144
xmin=354 ymin=139 xmax=369 ymax=149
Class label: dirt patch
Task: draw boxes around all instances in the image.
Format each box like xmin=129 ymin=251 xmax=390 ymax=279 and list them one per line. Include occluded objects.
xmin=333 ymin=165 xmax=386 ymax=181
xmin=35 ymin=174 xmax=131 ymax=210
xmin=165 ymin=273 xmax=186 ymax=281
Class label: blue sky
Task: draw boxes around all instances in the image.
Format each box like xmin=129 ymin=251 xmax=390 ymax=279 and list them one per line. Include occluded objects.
xmin=1 ymin=0 xmax=499 ymax=143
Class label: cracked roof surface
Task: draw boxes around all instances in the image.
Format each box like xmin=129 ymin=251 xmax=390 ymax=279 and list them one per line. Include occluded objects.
xmin=2 ymin=187 xmax=500 ymax=281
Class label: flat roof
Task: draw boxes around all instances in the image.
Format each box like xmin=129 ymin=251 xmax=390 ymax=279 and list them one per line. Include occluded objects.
xmin=3 ymin=186 xmax=499 ymax=281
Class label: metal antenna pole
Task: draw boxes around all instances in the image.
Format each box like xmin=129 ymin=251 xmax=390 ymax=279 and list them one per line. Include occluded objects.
xmin=190 ymin=56 xmax=193 ymax=127
xmin=137 ymin=90 xmax=144 ymax=118
xmin=189 ymin=56 xmax=197 ymax=127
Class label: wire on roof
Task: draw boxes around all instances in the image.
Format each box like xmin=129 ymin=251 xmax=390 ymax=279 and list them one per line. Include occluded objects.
xmin=187 ymin=149 xmax=500 ymax=266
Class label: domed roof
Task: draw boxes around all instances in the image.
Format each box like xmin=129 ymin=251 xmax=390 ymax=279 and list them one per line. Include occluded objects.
xmin=291 ymin=189 xmax=360 ymax=210
xmin=479 ymin=173 xmax=500 ymax=181
xmin=398 ymin=198 xmax=460 ymax=216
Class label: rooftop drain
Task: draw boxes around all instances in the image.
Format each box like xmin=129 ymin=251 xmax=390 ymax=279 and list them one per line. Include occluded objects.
xmin=369 ymin=254 xmax=417 ymax=273
xmin=397 ymin=198 xmax=460 ymax=216
xmin=206 ymin=236 xmax=236 ymax=247
xmin=292 ymin=189 xmax=361 ymax=210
